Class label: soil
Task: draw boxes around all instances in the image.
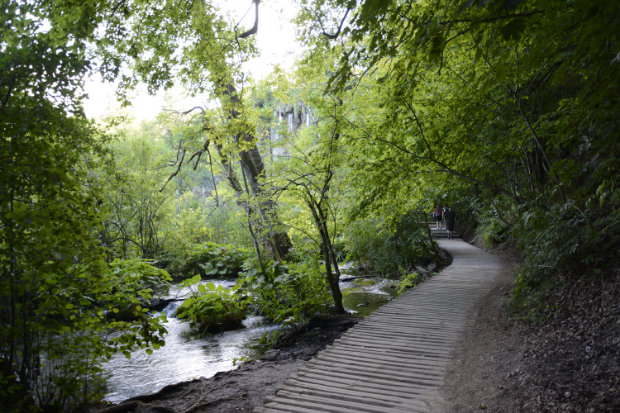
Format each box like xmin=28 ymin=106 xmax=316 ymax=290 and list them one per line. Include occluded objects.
xmin=89 ymin=317 xmax=359 ymax=413
xmin=442 ymin=226 xmax=620 ymax=412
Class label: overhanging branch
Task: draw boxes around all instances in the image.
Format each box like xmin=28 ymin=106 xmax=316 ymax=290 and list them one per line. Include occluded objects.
xmin=238 ymin=0 xmax=260 ymax=39
xmin=321 ymin=8 xmax=350 ymax=40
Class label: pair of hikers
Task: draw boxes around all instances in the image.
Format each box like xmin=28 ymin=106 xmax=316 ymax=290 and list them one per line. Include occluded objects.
xmin=433 ymin=205 xmax=457 ymax=239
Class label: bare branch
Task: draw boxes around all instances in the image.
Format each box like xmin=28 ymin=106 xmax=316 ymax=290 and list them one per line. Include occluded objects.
xmin=238 ymin=0 xmax=260 ymax=39
xmin=321 ymin=8 xmax=350 ymax=40
xmin=160 ymin=148 xmax=185 ymax=192
xmin=162 ymin=106 xmax=205 ymax=116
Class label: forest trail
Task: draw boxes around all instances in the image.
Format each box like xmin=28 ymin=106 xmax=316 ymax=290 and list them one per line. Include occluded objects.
xmin=254 ymin=238 xmax=506 ymax=413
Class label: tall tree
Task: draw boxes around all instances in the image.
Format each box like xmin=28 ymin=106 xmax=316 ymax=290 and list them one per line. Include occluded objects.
xmin=294 ymin=0 xmax=620 ymax=309
xmin=1 ymin=2 xmax=168 ymax=410
xmin=295 ymin=0 xmax=620 ymax=214
xmin=45 ymin=0 xmax=293 ymax=259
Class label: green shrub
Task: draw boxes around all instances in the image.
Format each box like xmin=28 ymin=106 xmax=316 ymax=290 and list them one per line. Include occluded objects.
xmin=510 ymin=204 xmax=620 ymax=319
xmin=238 ymin=259 xmax=332 ymax=325
xmin=175 ymin=275 xmax=247 ymax=334
xmin=109 ymin=258 xmax=172 ymax=296
xmin=396 ymin=270 xmax=422 ymax=295
xmin=107 ymin=259 xmax=172 ymax=320
xmin=343 ymin=212 xmax=434 ymax=275
xmin=258 ymin=330 xmax=282 ymax=350
xmin=166 ymin=242 xmax=251 ymax=279
xmin=479 ymin=219 xmax=509 ymax=248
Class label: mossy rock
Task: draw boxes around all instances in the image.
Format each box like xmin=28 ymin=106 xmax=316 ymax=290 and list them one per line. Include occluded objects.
xmin=353 ymin=278 xmax=379 ymax=286
xmin=194 ymin=312 xmax=246 ymax=334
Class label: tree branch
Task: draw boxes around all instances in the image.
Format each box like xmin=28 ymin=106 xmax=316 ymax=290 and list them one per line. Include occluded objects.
xmin=160 ymin=148 xmax=185 ymax=192
xmin=321 ymin=8 xmax=350 ymax=40
xmin=238 ymin=0 xmax=260 ymax=39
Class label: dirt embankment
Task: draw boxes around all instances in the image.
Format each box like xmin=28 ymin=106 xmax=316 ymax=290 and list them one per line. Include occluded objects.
xmin=442 ymin=229 xmax=620 ymax=413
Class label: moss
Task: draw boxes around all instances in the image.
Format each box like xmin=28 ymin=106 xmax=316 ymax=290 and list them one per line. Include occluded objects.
xmin=353 ymin=278 xmax=379 ymax=286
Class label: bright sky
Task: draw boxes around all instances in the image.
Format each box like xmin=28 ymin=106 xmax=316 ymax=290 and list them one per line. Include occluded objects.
xmin=83 ymin=0 xmax=299 ymax=121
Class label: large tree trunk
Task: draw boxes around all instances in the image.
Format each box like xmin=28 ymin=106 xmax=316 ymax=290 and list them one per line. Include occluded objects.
xmin=202 ymin=34 xmax=293 ymax=259
xmin=212 ymin=127 xmax=292 ymax=260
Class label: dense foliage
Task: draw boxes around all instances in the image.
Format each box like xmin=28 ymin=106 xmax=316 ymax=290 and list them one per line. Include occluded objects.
xmin=238 ymin=259 xmax=333 ymax=325
xmin=168 ymin=242 xmax=251 ymax=279
xmin=396 ymin=272 xmax=423 ymax=296
xmin=175 ymin=276 xmax=247 ymax=334
xmin=0 ymin=4 xmax=169 ymax=411
xmin=3 ymin=0 xmax=618 ymax=410
xmin=344 ymin=212 xmax=437 ymax=275
xmin=296 ymin=0 xmax=620 ymax=314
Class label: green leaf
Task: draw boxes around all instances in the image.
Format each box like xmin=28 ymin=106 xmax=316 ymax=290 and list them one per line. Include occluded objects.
xmin=500 ymin=19 xmax=526 ymax=42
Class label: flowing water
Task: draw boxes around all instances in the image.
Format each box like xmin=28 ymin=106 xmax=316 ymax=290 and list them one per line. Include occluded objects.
xmin=340 ymin=275 xmax=399 ymax=317
xmin=103 ymin=268 xmax=398 ymax=403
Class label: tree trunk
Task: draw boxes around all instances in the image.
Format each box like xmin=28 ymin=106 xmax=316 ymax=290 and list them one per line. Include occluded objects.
xmin=202 ymin=79 xmax=292 ymax=259
xmin=422 ymin=210 xmax=438 ymax=255
xmin=306 ymin=195 xmax=345 ymax=314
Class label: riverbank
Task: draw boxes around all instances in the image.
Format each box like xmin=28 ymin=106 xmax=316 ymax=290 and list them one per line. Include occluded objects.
xmin=89 ymin=317 xmax=358 ymax=413
xmin=88 ymin=246 xmax=452 ymax=413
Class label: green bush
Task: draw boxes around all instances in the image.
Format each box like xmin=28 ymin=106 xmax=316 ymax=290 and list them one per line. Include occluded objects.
xmin=510 ymin=204 xmax=620 ymax=319
xmin=238 ymin=259 xmax=332 ymax=325
xmin=0 ymin=259 xmax=171 ymax=413
xmin=175 ymin=275 xmax=247 ymax=334
xmin=166 ymin=242 xmax=251 ymax=279
xmin=107 ymin=259 xmax=173 ymax=320
xmin=396 ymin=271 xmax=422 ymax=295
xmin=479 ymin=219 xmax=509 ymax=248
xmin=343 ymin=212 xmax=434 ymax=275
xmin=109 ymin=258 xmax=172 ymax=295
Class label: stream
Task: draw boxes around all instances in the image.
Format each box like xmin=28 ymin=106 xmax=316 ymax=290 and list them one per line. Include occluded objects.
xmin=103 ymin=269 xmax=397 ymax=403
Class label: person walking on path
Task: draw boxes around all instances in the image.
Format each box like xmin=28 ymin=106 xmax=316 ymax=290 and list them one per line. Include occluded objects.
xmin=444 ymin=207 xmax=457 ymax=239
xmin=434 ymin=205 xmax=443 ymax=229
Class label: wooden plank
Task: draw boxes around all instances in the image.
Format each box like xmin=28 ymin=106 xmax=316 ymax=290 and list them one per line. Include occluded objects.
xmin=328 ymin=343 xmax=452 ymax=359
xmin=282 ymin=377 xmax=436 ymax=402
xmin=286 ymin=375 xmax=432 ymax=397
xmin=303 ymin=362 xmax=444 ymax=385
xmin=263 ymin=400 xmax=412 ymax=413
xmin=333 ymin=338 xmax=453 ymax=356
xmin=296 ymin=367 xmax=441 ymax=388
xmin=350 ymin=326 xmax=461 ymax=338
xmin=308 ymin=357 xmax=443 ymax=377
xmin=345 ymin=327 xmax=459 ymax=339
xmin=320 ymin=348 xmax=450 ymax=368
xmin=271 ymin=391 xmax=422 ymax=412
xmin=315 ymin=353 xmax=443 ymax=371
xmin=253 ymin=238 xmax=503 ymax=412
xmin=292 ymin=370 xmax=433 ymax=392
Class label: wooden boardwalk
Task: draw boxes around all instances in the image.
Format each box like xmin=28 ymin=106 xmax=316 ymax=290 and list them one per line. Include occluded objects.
xmin=255 ymin=238 xmax=505 ymax=413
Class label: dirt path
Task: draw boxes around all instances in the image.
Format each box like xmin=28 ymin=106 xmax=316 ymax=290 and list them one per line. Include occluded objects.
xmin=440 ymin=259 xmax=524 ymax=412
xmin=440 ymin=240 xmax=620 ymax=413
